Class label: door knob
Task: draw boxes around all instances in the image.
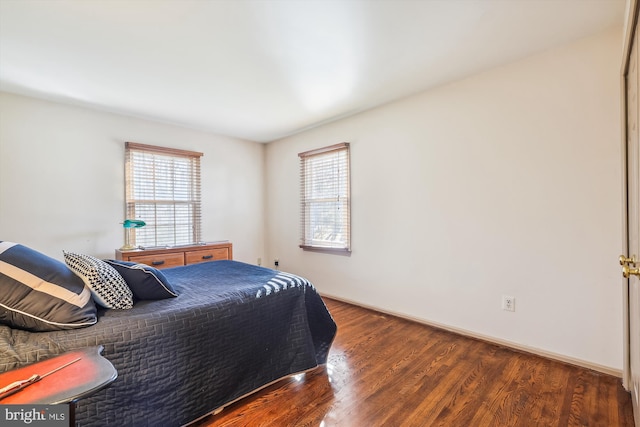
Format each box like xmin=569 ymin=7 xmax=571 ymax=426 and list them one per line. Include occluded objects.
xmin=619 ymin=255 xmax=637 ymax=266
xmin=622 ymin=264 xmax=640 ymax=278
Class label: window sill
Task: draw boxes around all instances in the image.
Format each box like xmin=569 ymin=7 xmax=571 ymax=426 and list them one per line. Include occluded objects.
xmin=299 ymin=245 xmax=351 ymax=256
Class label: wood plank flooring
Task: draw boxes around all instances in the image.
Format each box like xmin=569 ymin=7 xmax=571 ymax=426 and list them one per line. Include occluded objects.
xmin=194 ymin=298 xmax=635 ymax=426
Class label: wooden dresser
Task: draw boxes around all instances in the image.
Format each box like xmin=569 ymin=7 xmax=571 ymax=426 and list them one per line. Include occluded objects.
xmin=115 ymin=242 xmax=232 ymax=269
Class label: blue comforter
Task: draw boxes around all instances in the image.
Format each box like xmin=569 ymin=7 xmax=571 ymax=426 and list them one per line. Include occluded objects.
xmin=0 ymin=260 xmax=337 ymax=426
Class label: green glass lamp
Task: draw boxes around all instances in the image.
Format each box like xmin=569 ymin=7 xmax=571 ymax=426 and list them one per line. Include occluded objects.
xmin=120 ymin=219 xmax=146 ymax=251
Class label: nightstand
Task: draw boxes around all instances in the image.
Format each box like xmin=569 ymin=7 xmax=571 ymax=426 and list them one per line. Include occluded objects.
xmin=0 ymin=346 xmax=117 ymax=426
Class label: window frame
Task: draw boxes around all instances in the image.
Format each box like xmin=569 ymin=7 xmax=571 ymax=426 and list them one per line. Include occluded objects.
xmin=124 ymin=141 xmax=203 ymax=248
xmin=298 ymin=142 xmax=351 ymax=254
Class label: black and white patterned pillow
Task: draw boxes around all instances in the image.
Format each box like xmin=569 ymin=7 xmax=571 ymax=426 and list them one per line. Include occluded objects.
xmin=63 ymin=251 xmax=133 ymax=309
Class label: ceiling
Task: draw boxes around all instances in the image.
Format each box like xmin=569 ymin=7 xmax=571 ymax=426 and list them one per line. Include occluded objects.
xmin=0 ymin=0 xmax=626 ymax=143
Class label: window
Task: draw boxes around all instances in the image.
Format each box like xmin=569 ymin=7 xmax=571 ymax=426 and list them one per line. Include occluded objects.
xmin=125 ymin=142 xmax=203 ymax=248
xmin=299 ymin=142 xmax=351 ymax=253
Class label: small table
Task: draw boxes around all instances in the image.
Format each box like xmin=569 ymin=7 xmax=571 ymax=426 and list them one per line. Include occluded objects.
xmin=0 ymin=346 xmax=117 ymax=425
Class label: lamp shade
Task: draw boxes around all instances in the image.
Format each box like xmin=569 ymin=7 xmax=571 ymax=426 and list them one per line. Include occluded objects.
xmin=120 ymin=219 xmax=146 ymax=251
xmin=123 ymin=219 xmax=146 ymax=229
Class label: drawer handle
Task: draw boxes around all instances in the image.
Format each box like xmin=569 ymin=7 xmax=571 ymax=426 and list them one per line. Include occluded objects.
xmin=151 ymin=260 xmax=165 ymax=266
xmin=202 ymin=255 xmax=214 ymax=260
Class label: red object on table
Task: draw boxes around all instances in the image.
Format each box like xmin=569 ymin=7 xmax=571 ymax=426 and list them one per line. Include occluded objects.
xmin=0 ymin=346 xmax=117 ymax=404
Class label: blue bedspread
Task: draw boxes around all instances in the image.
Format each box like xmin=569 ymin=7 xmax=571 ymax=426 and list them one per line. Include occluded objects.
xmin=0 ymin=260 xmax=337 ymax=426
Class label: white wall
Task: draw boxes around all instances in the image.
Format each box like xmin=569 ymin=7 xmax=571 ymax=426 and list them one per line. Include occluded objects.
xmin=265 ymin=27 xmax=624 ymax=370
xmin=0 ymin=92 xmax=265 ymax=263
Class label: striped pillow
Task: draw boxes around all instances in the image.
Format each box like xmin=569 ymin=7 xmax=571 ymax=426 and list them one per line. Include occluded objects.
xmin=0 ymin=241 xmax=97 ymax=331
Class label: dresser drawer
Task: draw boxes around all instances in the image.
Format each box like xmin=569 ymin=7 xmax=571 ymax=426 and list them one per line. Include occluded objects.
xmin=126 ymin=252 xmax=184 ymax=269
xmin=116 ymin=242 xmax=232 ymax=269
xmin=185 ymin=248 xmax=229 ymax=265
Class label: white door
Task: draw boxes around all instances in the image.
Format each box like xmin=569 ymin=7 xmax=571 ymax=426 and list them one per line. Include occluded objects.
xmin=624 ymin=6 xmax=640 ymax=426
xmin=629 ymin=116 xmax=640 ymax=424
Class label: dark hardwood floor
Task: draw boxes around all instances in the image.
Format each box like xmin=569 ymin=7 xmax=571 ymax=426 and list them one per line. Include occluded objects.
xmin=194 ymin=298 xmax=635 ymax=426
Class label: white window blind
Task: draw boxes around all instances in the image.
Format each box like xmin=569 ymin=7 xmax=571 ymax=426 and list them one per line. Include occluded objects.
xmin=299 ymin=143 xmax=351 ymax=252
xmin=125 ymin=142 xmax=203 ymax=248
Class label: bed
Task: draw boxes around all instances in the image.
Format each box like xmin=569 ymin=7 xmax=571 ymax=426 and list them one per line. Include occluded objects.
xmin=0 ymin=259 xmax=337 ymax=426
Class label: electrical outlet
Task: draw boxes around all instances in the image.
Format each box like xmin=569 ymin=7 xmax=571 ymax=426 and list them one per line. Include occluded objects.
xmin=274 ymin=258 xmax=279 ymax=269
xmin=257 ymin=257 xmax=262 ymax=266
xmin=502 ymin=295 xmax=515 ymax=312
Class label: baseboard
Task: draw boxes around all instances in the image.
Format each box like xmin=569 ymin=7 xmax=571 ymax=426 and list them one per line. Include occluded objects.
xmin=321 ymin=293 xmax=622 ymax=379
